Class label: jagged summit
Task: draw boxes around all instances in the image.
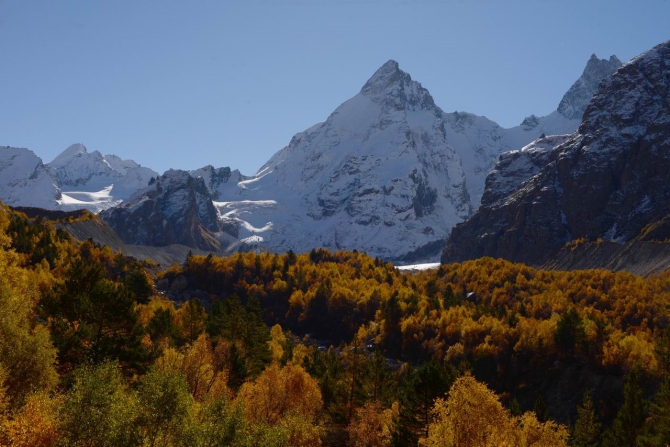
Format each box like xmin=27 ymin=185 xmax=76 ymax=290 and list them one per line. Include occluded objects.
xmin=589 ymin=54 xmax=621 ymax=65
xmin=520 ymin=114 xmax=540 ymax=130
xmin=49 ymin=143 xmax=88 ymax=169
xmin=557 ymin=53 xmax=623 ymax=120
xmin=360 ymin=60 xmax=404 ymax=94
xmin=207 ymin=58 xmax=472 ymax=261
xmin=358 ymin=59 xmax=437 ymax=113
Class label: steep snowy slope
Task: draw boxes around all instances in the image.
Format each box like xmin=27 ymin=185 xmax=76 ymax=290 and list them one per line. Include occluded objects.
xmin=0 ymin=146 xmax=61 ymax=208
xmin=212 ymin=60 xmax=471 ymax=261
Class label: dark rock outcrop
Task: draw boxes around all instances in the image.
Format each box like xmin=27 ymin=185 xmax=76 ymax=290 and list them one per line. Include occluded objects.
xmin=479 ymin=134 xmax=571 ymax=208
xmin=100 ymin=170 xmax=225 ymax=252
xmin=443 ymin=40 xmax=670 ymax=267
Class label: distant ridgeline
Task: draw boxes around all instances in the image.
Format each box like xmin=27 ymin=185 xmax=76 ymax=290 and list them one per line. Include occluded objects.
xmin=0 ymin=48 xmax=623 ymax=263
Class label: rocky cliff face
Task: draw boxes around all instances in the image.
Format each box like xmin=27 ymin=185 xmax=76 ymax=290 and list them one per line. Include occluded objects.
xmin=442 ymin=40 xmax=670 ymax=266
xmin=189 ymin=165 xmax=247 ymax=201
xmin=100 ymin=170 xmax=227 ymax=252
xmin=442 ymin=53 xmax=621 ymax=209
xmin=480 ymin=134 xmax=571 ymax=208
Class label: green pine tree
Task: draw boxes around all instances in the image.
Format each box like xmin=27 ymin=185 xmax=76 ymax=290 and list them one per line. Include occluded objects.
xmin=639 ymin=375 xmax=670 ymax=446
xmin=572 ymin=390 xmax=601 ymax=447
xmin=508 ymin=397 xmax=522 ymax=417
xmin=147 ymin=307 xmax=181 ymax=346
xmin=534 ymin=394 xmax=550 ymax=423
xmin=654 ymin=327 xmax=670 ymax=375
xmin=555 ymin=307 xmax=586 ymax=358
xmin=602 ymin=370 xmax=648 ymax=447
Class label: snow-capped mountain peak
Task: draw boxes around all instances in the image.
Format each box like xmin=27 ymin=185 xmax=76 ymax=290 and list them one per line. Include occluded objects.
xmin=360 ymin=60 xmax=437 ymax=113
xmin=45 ymin=144 xmax=158 ymax=209
xmin=0 ymin=146 xmax=61 ymax=208
xmin=557 ymin=54 xmax=623 ymax=120
xmin=202 ymin=60 xmax=471 ymax=261
xmin=360 ymin=60 xmax=403 ymax=93
xmin=49 ymin=143 xmax=88 ymax=169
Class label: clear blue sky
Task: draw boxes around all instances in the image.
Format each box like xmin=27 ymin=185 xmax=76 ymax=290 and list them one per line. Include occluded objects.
xmin=1 ymin=0 xmax=668 ymax=175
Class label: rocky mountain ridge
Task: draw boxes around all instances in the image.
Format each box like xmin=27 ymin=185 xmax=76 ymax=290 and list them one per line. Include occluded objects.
xmin=557 ymin=54 xmax=623 ymax=120
xmin=442 ymin=40 xmax=670 ymax=267
xmin=99 ymin=169 xmax=238 ymax=253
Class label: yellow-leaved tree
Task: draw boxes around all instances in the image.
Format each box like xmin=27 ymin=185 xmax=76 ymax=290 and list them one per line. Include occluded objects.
xmin=347 ymin=401 xmax=398 ymax=447
xmin=420 ymin=374 xmax=568 ymax=447
xmin=237 ymin=363 xmax=324 ymax=445
xmin=0 ymin=218 xmax=57 ymax=408
xmin=156 ymin=333 xmax=228 ymax=402
xmin=1 ymin=392 xmax=62 ymax=447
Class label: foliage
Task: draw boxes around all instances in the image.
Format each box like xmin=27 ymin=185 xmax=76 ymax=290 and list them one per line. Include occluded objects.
xmin=42 ymin=257 xmax=151 ymax=371
xmin=571 ymin=390 xmax=601 ymax=447
xmin=347 ymin=401 xmax=397 ymax=447
xmin=135 ymin=365 xmax=194 ymax=446
xmin=238 ymin=363 xmax=323 ymax=425
xmin=602 ymin=370 xmax=648 ymax=447
xmin=4 ymin=205 xmax=670 ymax=446
xmin=161 ymin=251 xmax=670 ymax=379
xmin=639 ymin=375 xmax=670 ymax=446
xmin=58 ymin=362 xmax=140 ymax=447
xmin=419 ymin=374 xmax=568 ymax=447
xmin=0 ymin=391 xmax=62 ymax=447
xmin=0 ymin=231 xmax=58 ymax=407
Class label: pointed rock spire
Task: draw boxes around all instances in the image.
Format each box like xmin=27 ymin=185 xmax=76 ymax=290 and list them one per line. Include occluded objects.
xmin=557 ymin=54 xmax=623 ymax=120
xmin=360 ymin=59 xmax=411 ymax=95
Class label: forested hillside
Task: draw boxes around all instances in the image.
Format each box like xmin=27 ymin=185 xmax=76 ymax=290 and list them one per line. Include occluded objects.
xmin=1 ymin=205 xmax=670 ymax=446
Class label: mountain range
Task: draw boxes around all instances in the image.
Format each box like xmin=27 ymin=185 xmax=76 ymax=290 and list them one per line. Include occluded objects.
xmin=0 ymin=143 xmax=158 ymax=212
xmin=0 ymin=50 xmax=629 ymax=262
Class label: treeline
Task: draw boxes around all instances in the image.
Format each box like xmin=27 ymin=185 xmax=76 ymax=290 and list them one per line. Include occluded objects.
xmin=168 ymin=250 xmax=670 ymax=377
xmin=1 ymin=204 xmax=670 ymax=445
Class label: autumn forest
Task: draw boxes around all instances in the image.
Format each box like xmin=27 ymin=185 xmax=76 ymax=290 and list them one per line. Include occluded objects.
xmin=2 ymin=206 xmax=670 ymax=446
